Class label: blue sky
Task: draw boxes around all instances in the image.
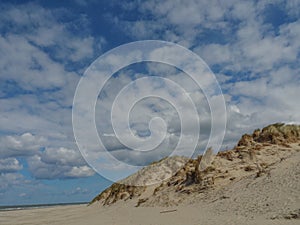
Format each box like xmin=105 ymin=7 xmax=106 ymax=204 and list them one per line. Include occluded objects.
xmin=0 ymin=0 xmax=299 ymax=205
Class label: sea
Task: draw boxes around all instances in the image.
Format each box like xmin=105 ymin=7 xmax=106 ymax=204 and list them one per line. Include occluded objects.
xmin=0 ymin=202 xmax=88 ymax=212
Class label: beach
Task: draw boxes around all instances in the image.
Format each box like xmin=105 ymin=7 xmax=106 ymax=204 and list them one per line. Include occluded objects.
xmin=0 ymin=202 xmax=299 ymax=225
xmin=1 ymin=147 xmax=299 ymax=225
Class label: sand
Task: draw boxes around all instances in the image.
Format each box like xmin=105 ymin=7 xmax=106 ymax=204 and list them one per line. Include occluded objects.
xmin=0 ymin=202 xmax=298 ymax=225
xmin=1 ymin=125 xmax=299 ymax=225
xmin=1 ymin=149 xmax=299 ymax=225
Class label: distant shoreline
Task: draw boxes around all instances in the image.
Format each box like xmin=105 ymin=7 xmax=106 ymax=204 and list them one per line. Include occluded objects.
xmin=0 ymin=202 xmax=88 ymax=212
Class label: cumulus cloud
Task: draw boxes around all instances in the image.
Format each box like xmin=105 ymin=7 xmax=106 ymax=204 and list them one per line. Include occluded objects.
xmin=0 ymin=3 xmax=99 ymax=63
xmin=0 ymin=133 xmax=46 ymax=158
xmin=0 ymin=2 xmax=102 ymax=181
xmin=0 ymin=132 xmax=95 ymax=180
xmin=91 ymin=60 xmax=224 ymax=169
xmin=27 ymin=152 xmax=95 ymax=180
xmin=0 ymin=158 xmax=23 ymax=173
xmin=41 ymin=147 xmax=86 ymax=167
xmin=0 ymin=2 xmax=105 ymax=142
xmin=109 ymin=0 xmax=300 ymax=146
xmin=65 ymin=166 xmax=95 ymax=178
xmin=0 ymin=0 xmax=299 ymax=188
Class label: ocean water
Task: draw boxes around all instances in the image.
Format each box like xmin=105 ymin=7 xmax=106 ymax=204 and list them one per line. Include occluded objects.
xmin=0 ymin=202 xmax=87 ymax=211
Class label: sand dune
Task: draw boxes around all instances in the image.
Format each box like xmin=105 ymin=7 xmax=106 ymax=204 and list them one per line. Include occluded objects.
xmin=1 ymin=123 xmax=299 ymax=225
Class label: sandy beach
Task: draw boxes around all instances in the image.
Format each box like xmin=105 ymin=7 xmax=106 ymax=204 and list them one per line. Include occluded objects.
xmin=1 ymin=143 xmax=299 ymax=225
xmin=0 ymin=202 xmax=299 ymax=225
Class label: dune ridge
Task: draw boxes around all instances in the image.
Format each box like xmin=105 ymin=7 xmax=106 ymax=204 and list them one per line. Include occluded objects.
xmin=90 ymin=123 xmax=300 ymax=221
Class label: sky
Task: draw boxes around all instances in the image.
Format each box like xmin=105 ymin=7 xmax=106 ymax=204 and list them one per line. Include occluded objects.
xmin=0 ymin=0 xmax=299 ymax=205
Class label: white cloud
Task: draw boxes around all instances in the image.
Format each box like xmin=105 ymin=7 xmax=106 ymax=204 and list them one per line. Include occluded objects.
xmin=0 ymin=158 xmax=23 ymax=173
xmin=285 ymin=0 xmax=300 ymax=18
xmin=195 ymin=44 xmax=231 ymax=66
xmin=0 ymin=3 xmax=100 ymax=63
xmin=0 ymin=3 xmax=107 ymax=179
xmin=65 ymin=166 xmax=95 ymax=178
xmin=0 ymin=173 xmax=24 ymax=191
xmin=41 ymin=147 xmax=86 ymax=166
xmin=115 ymin=0 xmax=299 ymax=77
xmin=0 ymin=0 xmax=299 ymax=184
xmin=0 ymin=3 xmax=99 ymax=150
xmin=119 ymin=1 xmax=300 ymax=156
xmin=27 ymin=153 xmax=95 ymax=179
xmin=0 ymin=34 xmax=68 ymax=90
xmin=116 ymin=0 xmax=239 ymax=47
xmin=0 ymin=133 xmax=95 ymax=179
xmin=90 ymin=59 xmax=226 ymax=170
xmin=0 ymin=133 xmax=46 ymax=158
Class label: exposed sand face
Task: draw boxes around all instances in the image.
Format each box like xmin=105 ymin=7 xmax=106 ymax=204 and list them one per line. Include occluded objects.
xmin=91 ymin=124 xmax=300 ymax=209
